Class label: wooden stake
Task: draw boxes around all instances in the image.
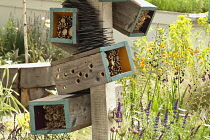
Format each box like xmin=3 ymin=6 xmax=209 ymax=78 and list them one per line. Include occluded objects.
xmin=86 ymin=1 xmax=114 ymax=139
xmin=23 ymin=0 xmax=28 ymax=63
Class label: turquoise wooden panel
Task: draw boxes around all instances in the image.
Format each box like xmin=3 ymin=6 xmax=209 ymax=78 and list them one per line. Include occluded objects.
xmin=49 ymin=8 xmax=77 ymax=44
xmin=29 ymin=99 xmax=71 ymax=134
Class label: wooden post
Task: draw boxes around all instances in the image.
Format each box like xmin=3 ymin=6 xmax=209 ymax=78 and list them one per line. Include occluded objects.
xmin=86 ymin=1 xmax=115 ymax=140
xmin=23 ymin=0 xmax=28 ymax=63
xmin=90 ymin=82 xmax=116 ymax=140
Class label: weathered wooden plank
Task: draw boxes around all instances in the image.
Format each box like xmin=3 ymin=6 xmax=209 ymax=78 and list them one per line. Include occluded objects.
xmin=21 ymin=89 xmax=31 ymax=108
xmin=20 ymin=66 xmax=55 ymax=88
xmin=29 ymin=93 xmax=91 ymax=134
xmin=113 ymin=0 xmax=157 ymax=37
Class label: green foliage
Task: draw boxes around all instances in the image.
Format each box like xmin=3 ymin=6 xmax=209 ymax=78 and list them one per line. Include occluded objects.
xmin=0 ymin=15 xmax=69 ymax=63
xmin=116 ymin=15 xmax=210 ymax=139
xmin=0 ymin=16 xmax=24 ymax=62
xmin=146 ymin=0 xmax=209 ymax=13
xmin=0 ymin=68 xmax=27 ymax=121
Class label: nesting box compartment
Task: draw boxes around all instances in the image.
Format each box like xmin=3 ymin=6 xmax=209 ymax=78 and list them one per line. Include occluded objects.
xmin=52 ymin=41 xmax=135 ymax=94
xmin=29 ymin=92 xmax=91 ymax=134
xmin=49 ymin=8 xmax=78 ymax=53
xmin=113 ymin=0 xmax=157 ymax=37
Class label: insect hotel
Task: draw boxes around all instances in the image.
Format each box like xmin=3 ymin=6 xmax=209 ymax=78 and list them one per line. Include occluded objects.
xmin=27 ymin=0 xmax=157 ymax=139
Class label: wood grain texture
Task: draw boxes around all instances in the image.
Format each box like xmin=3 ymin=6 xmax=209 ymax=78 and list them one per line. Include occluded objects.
xmin=20 ymin=66 xmax=55 ymax=88
xmin=29 ymin=93 xmax=91 ymax=134
xmin=113 ymin=0 xmax=157 ymax=37
xmin=86 ymin=1 xmax=115 ymax=139
xmin=90 ymin=82 xmax=117 ymax=140
xmin=53 ymin=52 xmax=107 ymax=94
xmin=21 ymin=89 xmax=31 ymax=108
xmin=113 ymin=1 xmax=139 ymax=33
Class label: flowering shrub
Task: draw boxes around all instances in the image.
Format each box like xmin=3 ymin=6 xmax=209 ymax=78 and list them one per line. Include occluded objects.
xmin=116 ymin=15 xmax=210 ymax=139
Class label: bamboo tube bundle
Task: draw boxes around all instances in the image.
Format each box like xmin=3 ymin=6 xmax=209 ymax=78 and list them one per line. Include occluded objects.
xmin=43 ymin=105 xmax=66 ymax=129
xmin=57 ymin=15 xmax=73 ymax=39
xmin=134 ymin=10 xmax=151 ymax=31
xmin=62 ymin=0 xmax=114 ymax=54
xmin=105 ymin=49 xmax=123 ymax=77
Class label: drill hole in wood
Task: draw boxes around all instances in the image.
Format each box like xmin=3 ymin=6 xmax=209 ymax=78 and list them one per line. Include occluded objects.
xmin=84 ymin=73 xmax=89 ymax=78
xmin=96 ymin=77 xmax=100 ymax=81
xmin=55 ymin=74 xmax=60 ymax=79
xmin=78 ymin=72 xmax=82 ymax=77
xmin=63 ymin=85 xmax=67 ymax=89
xmin=100 ymin=72 xmax=105 ymax=77
xmin=89 ymin=63 xmax=93 ymax=69
xmin=63 ymin=73 xmax=67 ymax=77
xmin=70 ymin=69 xmax=75 ymax=74
xmin=76 ymin=79 xmax=80 ymax=84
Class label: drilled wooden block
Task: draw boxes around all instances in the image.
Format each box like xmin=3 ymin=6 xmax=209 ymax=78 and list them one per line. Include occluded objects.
xmin=52 ymin=41 xmax=135 ymax=94
xmin=49 ymin=8 xmax=78 ymax=53
xmin=29 ymin=92 xmax=91 ymax=134
xmin=113 ymin=0 xmax=157 ymax=37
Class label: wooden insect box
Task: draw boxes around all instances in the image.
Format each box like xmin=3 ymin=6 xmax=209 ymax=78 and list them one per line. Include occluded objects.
xmin=29 ymin=92 xmax=91 ymax=134
xmin=52 ymin=41 xmax=135 ymax=94
xmin=49 ymin=8 xmax=78 ymax=53
xmin=113 ymin=0 xmax=157 ymax=37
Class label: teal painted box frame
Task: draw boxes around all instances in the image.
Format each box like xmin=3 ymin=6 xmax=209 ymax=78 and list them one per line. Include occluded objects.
xmin=49 ymin=8 xmax=78 ymax=53
xmin=113 ymin=0 xmax=157 ymax=37
xmin=52 ymin=41 xmax=135 ymax=94
xmin=29 ymin=93 xmax=91 ymax=134
xmin=100 ymin=41 xmax=135 ymax=82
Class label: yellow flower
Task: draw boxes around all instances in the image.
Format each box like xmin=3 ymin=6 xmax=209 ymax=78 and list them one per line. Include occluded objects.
xmin=175 ymin=66 xmax=179 ymax=69
xmin=158 ymin=69 xmax=162 ymax=72
xmin=142 ymin=68 xmax=147 ymax=71
xmin=139 ymin=64 xmax=146 ymax=67
xmin=136 ymin=57 xmax=141 ymax=60
xmin=198 ymin=55 xmax=202 ymax=58
xmin=162 ymin=54 xmax=166 ymax=57
xmin=160 ymin=44 xmax=166 ymax=48
xmin=193 ymin=49 xmax=199 ymax=53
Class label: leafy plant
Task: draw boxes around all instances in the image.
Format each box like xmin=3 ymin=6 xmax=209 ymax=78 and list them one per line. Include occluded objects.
xmin=0 ymin=68 xmax=27 ymax=121
xmin=0 ymin=14 xmax=69 ymax=64
xmin=116 ymin=15 xmax=210 ymax=139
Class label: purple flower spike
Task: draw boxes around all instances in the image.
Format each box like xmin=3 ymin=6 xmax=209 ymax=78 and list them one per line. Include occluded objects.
xmin=201 ymin=75 xmax=206 ymax=82
xmin=115 ymin=102 xmax=123 ymax=122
